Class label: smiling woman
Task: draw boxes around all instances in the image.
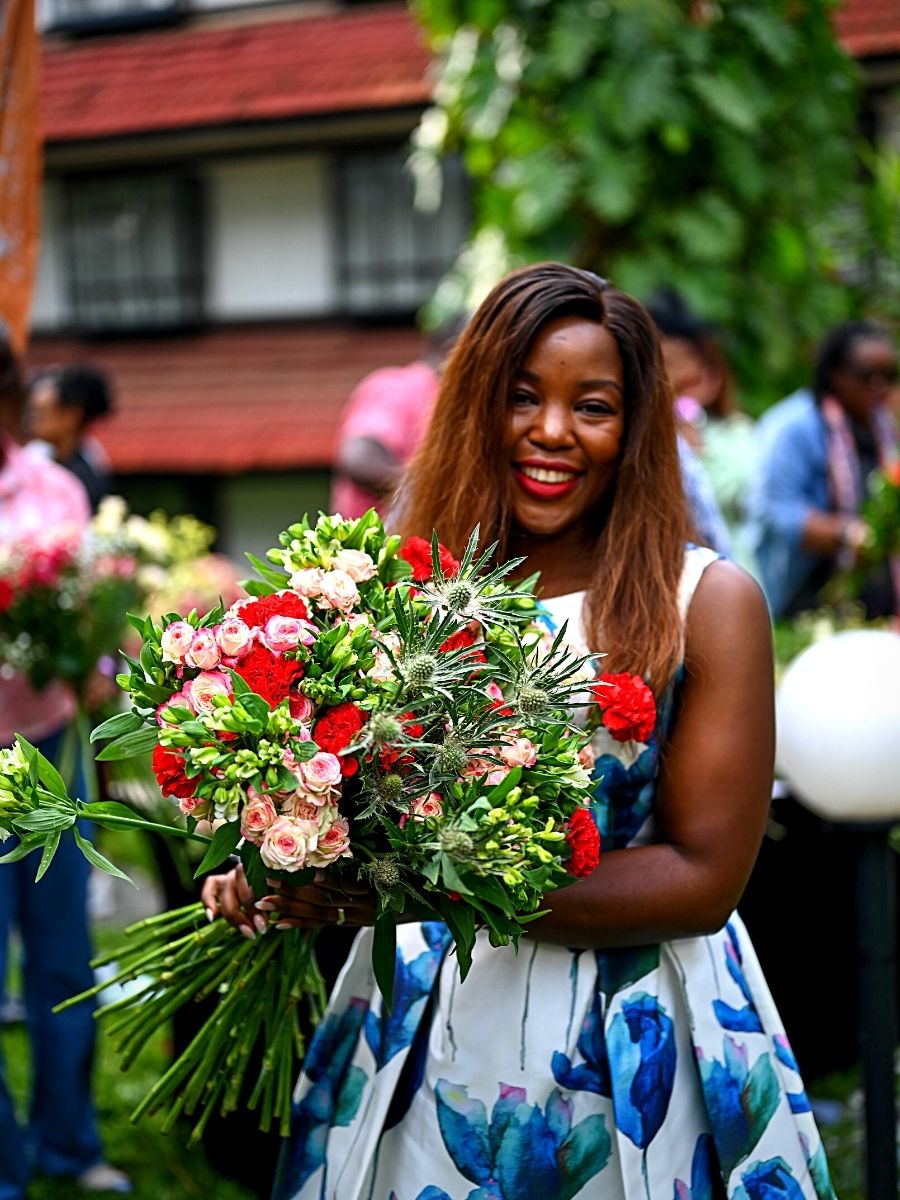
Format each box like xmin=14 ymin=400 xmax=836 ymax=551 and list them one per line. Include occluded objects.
xmin=235 ymin=264 xmax=836 ymax=1200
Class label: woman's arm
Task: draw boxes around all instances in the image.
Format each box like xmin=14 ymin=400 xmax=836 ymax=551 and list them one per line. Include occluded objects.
xmin=531 ymin=559 xmax=775 ymax=949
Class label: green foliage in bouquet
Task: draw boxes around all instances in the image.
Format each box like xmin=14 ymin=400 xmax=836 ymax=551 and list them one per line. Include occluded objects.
xmin=0 ymin=511 xmax=599 ymax=1141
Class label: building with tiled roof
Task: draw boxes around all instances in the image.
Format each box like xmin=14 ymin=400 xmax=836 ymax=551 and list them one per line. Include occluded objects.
xmin=25 ymin=0 xmax=900 ymax=557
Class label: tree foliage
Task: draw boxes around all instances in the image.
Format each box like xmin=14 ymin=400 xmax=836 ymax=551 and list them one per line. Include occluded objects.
xmin=411 ymin=0 xmax=876 ymax=403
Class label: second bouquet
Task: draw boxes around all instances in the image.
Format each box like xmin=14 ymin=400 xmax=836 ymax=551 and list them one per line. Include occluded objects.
xmin=0 ymin=510 xmax=598 ymax=1141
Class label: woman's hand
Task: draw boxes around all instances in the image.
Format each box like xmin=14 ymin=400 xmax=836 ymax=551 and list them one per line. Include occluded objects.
xmin=200 ymin=865 xmax=266 ymax=940
xmin=255 ymin=872 xmax=379 ymax=930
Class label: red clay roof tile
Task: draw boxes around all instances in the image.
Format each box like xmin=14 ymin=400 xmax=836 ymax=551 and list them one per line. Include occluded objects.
xmin=835 ymin=0 xmax=900 ymax=57
xmin=26 ymin=323 xmax=426 ymax=473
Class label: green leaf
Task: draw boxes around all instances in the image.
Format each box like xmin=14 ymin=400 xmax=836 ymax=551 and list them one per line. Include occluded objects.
xmin=95 ymin=726 xmax=160 ymax=762
xmin=690 ymin=72 xmax=760 ymax=133
xmin=439 ymin=854 xmax=472 ymax=897
xmin=73 ymin=827 xmax=135 ymax=886
xmin=484 ymin=766 xmax=522 ymax=805
xmin=244 ymin=554 xmax=290 ymax=589
xmin=440 ymin=896 xmax=475 ymax=979
xmin=14 ymin=807 xmax=75 ymax=833
xmin=90 ymin=710 xmax=144 ymax=743
xmin=0 ymin=833 xmax=45 ymax=865
xmin=371 ymin=913 xmax=397 ymax=1014
xmin=80 ymin=800 xmax=142 ymax=822
xmin=35 ymin=752 xmax=72 ymax=801
xmin=35 ymin=830 xmax=62 ymax=882
xmin=193 ymin=821 xmax=242 ymax=879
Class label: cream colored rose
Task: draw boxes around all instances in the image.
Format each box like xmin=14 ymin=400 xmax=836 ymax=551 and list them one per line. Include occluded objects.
xmin=317 ymin=569 xmax=359 ymax=613
xmin=260 ymin=816 xmax=318 ymax=872
xmin=289 ymin=567 xmax=326 ymax=597
xmin=299 ymin=752 xmax=342 ymax=795
xmin=185 ymin=628 xmax=221 ymax=671
xmin=307 ymin=809 xmax=352 ymax=867
xmin=160 ymin=620 xmax=195 ymax=663
xmin=500 ymin=737 xmax=537 ymax=769
xmin=332 ymin=548 xmax=376 ymax=582
xmin=216 ymin=617 xmax=254 ymax=659
xmin=240 ymin=795 xmax=279 ymax=844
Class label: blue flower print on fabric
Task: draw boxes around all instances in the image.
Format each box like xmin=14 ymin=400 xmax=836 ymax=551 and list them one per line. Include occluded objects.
xmin=551 ymin=986 xmax=611 ymax=1097
xmin=674 ymin=1133 xmax=719 ymax=1200
xmin=433 ymin=1079 xmax=611 ymax=1200
xmin=734 ymin=1157 xmax=805 ymax=1200
xmin=712 ymin=923 xmax=764 ymax=1034
xmin=606 ymin=992 xmax=676 ymax=1150
xmin=365 ymin=922 xmax=451 ymax=1069
xmin=696 ymin=1036 xmax=781 ymax=1178
xmin=595 ymin=946 xmax=660 ymax=1000
xmin=800 ymin=1134 xmax=836 ymax=1200
xmin=772 ymin=1036 xmax=812 ymax=1116
xmin=272 ymin=997 xmax=369 ymax=1200
xmin=590 ymin=752 xmax=658 ymax=851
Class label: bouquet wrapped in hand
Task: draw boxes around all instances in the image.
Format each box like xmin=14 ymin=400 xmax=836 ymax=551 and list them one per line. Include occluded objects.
xmin=0 ymin=511 xmax=600 ymax=1141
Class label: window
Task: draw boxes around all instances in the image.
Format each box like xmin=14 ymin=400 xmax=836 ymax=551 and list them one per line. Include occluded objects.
xmin=62 ymin=174 xmax=203 ymax=334
xmin=335 ymin=148 xmax=469 ymax=316
xmin=44 ymin=0 xmax=185 ymax=34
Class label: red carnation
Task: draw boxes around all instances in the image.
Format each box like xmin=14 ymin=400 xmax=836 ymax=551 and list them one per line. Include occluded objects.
xmin=566 ymin=807 xmax=601 ymax=878
xmin=233 ymin=642 xmax=304 ymax=708
xmin=398 ymin=536 xmax=460 ymax=582
xmin=237 ymin=590 xmax=308 ymax=630
xmin=314 ymin=701 xmax=366 ymax=777
xmin=151 ymin=744 xmax=197 ymax=800
xmin=592 ymin=672 xmax=656 ymax=744
xmin=440 ymin=627 xmax=476 ymax=653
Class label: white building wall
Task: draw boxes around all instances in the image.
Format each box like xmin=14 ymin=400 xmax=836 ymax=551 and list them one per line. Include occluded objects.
xmin=205 ymin=154 xmax=335 ymax=319
xmin=30 ymin=179 xmax=68 ymax=332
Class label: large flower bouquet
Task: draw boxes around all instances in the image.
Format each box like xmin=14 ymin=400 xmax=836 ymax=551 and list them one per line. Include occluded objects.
xmin=0 ymin=511 xmax=600 ymax=1141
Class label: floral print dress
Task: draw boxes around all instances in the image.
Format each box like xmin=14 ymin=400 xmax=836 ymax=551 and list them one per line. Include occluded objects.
xmin=273 ymin=547 xmax=834 ymax=1200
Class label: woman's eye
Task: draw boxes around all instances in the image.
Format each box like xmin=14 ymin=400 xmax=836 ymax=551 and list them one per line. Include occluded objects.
xmin=511 ymin=390 xmax=537 ymax=407
xmin=579 ymin=400 xmax=613 ymax=416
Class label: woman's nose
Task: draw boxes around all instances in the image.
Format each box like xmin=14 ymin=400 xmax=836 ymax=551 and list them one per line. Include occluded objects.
xmin=528 ymin=402 xmax=574 ymax=447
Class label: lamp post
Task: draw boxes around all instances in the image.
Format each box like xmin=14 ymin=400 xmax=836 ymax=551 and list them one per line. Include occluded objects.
xmin=776 ymin=629 xmax=900 ymax=1200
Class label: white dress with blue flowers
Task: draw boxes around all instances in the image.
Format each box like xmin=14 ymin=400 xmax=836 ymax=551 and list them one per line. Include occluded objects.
xmin=273 ymin=547 xmax=834 ymax=1200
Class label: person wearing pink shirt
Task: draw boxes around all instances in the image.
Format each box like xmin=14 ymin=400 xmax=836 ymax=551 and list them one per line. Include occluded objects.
xmin=330 ymin=317 xmax=466 ymax=518
xmin=0 ymin=329 xmax=131 ymax=1198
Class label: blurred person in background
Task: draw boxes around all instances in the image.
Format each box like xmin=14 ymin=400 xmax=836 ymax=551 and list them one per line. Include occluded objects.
xmin=0 ymin=329 xmax=131 ymax=1198
xmin=330 ymin=316 xmax=467 ymax=518
xmin=27 ymin=365 xmax=114 ymax=512
xmin=647 ymin=290 xmax=756 ymax=571
xmin=747 ymin=319 xmax=898 ymax=619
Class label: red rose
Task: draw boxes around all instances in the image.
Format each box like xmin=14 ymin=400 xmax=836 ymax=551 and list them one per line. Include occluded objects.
xmin=237 ymin=590 xmax=308 ymax=630
xmin=151 ymin=744 xmax=196 ymax=800
xmin=592 ymin=672 xmax=656 ymax=744
xmin=566 ymin=807 xmax=601 ymax=878
xmin=314 ymin=701 xmax=366 ymax=777
xmin=398 ymin=536 xmax=460 ymax=582
xmin=233 ymin=643 xmax=304 ymax=708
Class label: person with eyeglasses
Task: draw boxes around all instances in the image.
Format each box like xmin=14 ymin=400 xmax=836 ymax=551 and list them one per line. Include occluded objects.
xmin=746 ymin=319 xmax=899 ymax=619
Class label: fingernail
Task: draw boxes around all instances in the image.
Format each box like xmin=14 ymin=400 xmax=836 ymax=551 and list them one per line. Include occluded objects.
xmin=205 ymin=908 xmax=215 ymax=923
xmin=275 ymin=922 xmax=292 ymax=930
xmin=255 ymin=900 xmax=275 ymax=912
xmin=240 ymin=926 xmax=256 ymax=940
xmin=253 ymin=914 xmax=267 ymax=934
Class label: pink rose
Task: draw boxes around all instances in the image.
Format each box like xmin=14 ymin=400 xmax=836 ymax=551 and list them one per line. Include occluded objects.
xmin=289 ymin=567 xmax=326 ymax=597
xmin=160 ymin=620 xmax=195 ymax=663
xmin=399 ymin=792 xmax=443 ymax=829
xmin=299 ymin=752 xmax=343 ymax=795
xmin=289 ymin=797 xmax=321 ymax=820
xmin=178 ymin=795 xmax=212 ymax=819
xmin=500 ymin=737 xmax=537 ymax=769
xmin=240 ymin=794 xmax=279 ymax=844
xmin=289 ymin=692 xmax=316 ymax=725
xmin=317 ymin=569 xmax=359 ymax=613
xmin=261 ymin=615 xmax=315 ymax=654
xmin=185 ymin=628 xmax=221 ymax=671
xmin=216 ymin=617 xmax=254 ymax=659
xmin=332 ymin=548 xmax=376 ymax=582
xmin=307 ymin=809 xmax=352 ymax=867
xmin=183 ymin=670 xmax=234 ymax=714
xmin=260 ymin=816 xmax=318 ymax=872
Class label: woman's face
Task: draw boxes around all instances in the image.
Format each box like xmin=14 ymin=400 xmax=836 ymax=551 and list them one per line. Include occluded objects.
xmin=28 ymin=380 xmax=78 ymax=447
xmin=504 ymin=316 xmax=625 ymax=543
xmin=831 ymin=337 xmax=898 ymax=426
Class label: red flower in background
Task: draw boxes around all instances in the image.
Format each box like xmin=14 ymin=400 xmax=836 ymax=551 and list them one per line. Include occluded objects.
xmin=314 ymin=701 xmax=366 ymax=776
xmin=234 ymin=643 xmax=304 ymax=708
xmin=151 ymin=744 xmax=196 ymax=800
xmin=398 ymin=537 xmax=460 ymax=582
xmin=0 ymin=579 xmax=12 ymax=612
xmin=592 ymin=672 xmax=656 ymax=744
xmin=566 ymin=807 xmax=600 ymax=878
xmin=237 ymin=590 xmax=308 ymax=630
xmin=379 ymin=711 xmax=423 ymax=771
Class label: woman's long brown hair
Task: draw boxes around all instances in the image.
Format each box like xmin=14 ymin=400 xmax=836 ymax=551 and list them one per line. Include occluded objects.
xmin=396 ymin=263 xmax=693 ymax=690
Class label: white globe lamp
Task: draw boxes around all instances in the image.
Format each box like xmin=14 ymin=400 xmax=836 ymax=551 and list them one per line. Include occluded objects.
xmin=776 ymin=629 xmax=900 ymax=823
xmin=776 ymin=626 xmax=900 ymax=1198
